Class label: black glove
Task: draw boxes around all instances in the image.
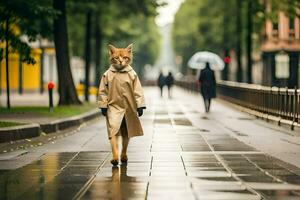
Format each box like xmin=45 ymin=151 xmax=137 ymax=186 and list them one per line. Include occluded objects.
xmin=137 ymin=107 xmax=144 ymax=117
xmin=100 ymin=108 xmax=107 ymax=116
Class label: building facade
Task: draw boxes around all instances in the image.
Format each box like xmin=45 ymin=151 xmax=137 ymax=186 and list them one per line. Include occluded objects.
xmin=261 ymin=3 xmax=300 ymax=88
xmin=0 ymin=39 xmax=86 ymax=94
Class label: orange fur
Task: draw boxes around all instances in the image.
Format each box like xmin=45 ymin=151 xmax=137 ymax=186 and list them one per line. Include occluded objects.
xmin=108 ymin=44 xmax=133 ymax=70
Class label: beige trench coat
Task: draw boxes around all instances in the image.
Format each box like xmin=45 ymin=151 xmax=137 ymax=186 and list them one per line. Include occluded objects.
xmin=98 ymin=65 xmax=146 ymax=139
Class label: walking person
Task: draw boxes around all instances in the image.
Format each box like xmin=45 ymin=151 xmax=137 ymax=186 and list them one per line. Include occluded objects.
xmin=165 ymin=72 xmax=174 ymax=98
xmin=198 ymin=62 xmax=216 ymax=113
xmin=98 ymin=44 xmax=146 ymax=166
xmin=157 ymin=71 xmax=165 ymax=97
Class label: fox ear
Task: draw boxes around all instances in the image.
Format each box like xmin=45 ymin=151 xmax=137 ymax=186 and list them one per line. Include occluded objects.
xmin=108 ymin=44 xmax=116 ymax=55
xmin=126 ymin=43 xmax=133 ymax=53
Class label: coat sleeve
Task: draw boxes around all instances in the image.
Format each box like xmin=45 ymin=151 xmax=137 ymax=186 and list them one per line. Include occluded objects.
xmin=97 ymin=74 xmax=108 ymax=108
xmin=133 ymin=74 xmax=146 ymax=109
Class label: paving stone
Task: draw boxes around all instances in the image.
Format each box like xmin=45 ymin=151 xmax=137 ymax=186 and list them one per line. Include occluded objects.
xmin=1 ymin=88 xmax=300 ymax=199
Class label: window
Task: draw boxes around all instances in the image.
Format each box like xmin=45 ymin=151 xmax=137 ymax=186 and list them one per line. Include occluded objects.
xmin=289 ymin=17 xmax=295 ymax=30
xmin=289 ymin=17 xmax=295 ymax=38
xmin=275 ymin=52 xmax=290 ymax=79
xmin=272 ymin=21 xmax=279 ymax=38
xmin=273 ymin=22 xmax=279 ymax=30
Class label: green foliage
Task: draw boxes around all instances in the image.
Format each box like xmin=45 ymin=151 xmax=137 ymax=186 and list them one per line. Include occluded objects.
xmin=0 ymin=121 xmax=24 ymax=128
xmin=172 ymin=0 xmax=300 ymax=73
xmin=102 ymin=12 xmax=160 ymax=74
xmin=0 ymin=0 xmax=160 ymax=74
xmin=172 ymin=0 xmax=234 ymax=71
xmin=0 ymin=103 xmax=95 ymax=117
xmin=0 ymin=0 xmax=57 ymax=64
xmin=67 ymin=0 xmax=160 ymax=75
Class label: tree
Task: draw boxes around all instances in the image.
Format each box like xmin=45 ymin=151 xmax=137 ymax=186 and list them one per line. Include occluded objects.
xmin=96 ymin=0 xmax=160 ymax=77
xmin=246 ymin=0 xmax=253 ymax=84
xmin=173 ymin=0 xmax=235 ymax=74
xmin=84 ymin=10 xmax=92 ymax=101
xmin=67 ymin=0 xmax=160 ymax=81
xmin=94 ymin=12 xmax=102 ymax=86
xmin=67 ymin=1 xmax=99 ymax=102
xmin=53 ymin=0 xmax=81 ymax=105
xmin=236 ymin=0 xmax=242 ymax=82
xmin=173 ymin=0 xmax=300 ymax=80
xmin=0 ymin=0 xmax=57 ymax=108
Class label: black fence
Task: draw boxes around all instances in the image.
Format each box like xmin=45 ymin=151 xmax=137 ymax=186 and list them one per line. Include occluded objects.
xmin=176 ymin=80 xmax=300 ymax=125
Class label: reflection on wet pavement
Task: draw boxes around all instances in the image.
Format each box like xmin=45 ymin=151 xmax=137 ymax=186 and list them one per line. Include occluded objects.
xmin=1 ymin=90 xmax=300 ymax=199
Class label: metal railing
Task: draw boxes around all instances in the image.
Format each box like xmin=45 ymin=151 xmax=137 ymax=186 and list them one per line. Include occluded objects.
xmin=176 ymin=80 xmax=300 ymax=126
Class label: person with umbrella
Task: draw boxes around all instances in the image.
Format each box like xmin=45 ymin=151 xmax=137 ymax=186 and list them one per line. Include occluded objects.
xmin=188 ymin=51 xmax=223 ymax=113
xmin=198 ymin=62 xmax=216 ymax=113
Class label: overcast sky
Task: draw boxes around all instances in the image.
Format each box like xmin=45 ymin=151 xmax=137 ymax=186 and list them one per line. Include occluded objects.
xmin=155 ymin=0 xmax=185 ymax=27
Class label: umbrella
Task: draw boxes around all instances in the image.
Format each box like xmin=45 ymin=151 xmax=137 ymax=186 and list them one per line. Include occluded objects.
xmin=188 ymin=51 xmax=225 ymax=70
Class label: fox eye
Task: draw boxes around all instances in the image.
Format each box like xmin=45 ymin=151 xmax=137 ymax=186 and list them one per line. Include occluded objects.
xmin=124 ymin=57 xmax=130 ymax=61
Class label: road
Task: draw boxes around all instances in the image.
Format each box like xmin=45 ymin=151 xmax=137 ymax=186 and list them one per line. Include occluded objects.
xmin=1 ymin=87 xmax=300 ymax=199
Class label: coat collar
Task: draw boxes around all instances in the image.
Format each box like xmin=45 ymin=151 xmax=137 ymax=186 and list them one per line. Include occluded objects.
xmin=109 ymin=65 xmax=133 ymax=72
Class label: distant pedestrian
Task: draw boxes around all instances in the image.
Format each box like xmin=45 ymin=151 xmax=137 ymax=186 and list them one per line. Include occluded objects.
xmin=165 ymin=72 xmax=174 ymax=98
xmin=157 ymin=71 xmax=165 ymax=97
xmin=198 ymin=62 xmax=216 ymax=113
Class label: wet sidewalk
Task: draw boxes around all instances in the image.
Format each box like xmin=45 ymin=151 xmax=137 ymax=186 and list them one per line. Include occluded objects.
xmin=1 ymin=87 xmax=300 ymax=199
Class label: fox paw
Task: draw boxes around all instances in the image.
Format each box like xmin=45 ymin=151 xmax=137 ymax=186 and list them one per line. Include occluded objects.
xmin=111 ymin=159 xmax=119 ymax=166
xmin=121 ymin=155 xmax=128 ymax=163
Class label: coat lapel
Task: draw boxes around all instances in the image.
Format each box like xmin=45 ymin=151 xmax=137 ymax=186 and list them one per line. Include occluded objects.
xmin=109 ymin=65 xmax=133 ymax=73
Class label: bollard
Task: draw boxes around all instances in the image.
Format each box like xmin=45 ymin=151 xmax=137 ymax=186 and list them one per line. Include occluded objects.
xmin=48 ymin=81 xmax=55 ymax=113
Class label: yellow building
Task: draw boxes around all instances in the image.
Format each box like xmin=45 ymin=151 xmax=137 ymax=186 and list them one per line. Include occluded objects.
xmin=0 ymin=46 xmax=56 ymax=93
xmin=0 ymin=37 xmax=97 ymax=96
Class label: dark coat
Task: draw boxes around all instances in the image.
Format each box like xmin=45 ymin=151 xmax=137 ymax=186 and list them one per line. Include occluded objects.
xmin=157 ymin=74 xmax=165 ymax=87
xmin=165 ymin=74 xmax=174 ymax=87
xmin=198 ymin=67 xmax=216 ymax=99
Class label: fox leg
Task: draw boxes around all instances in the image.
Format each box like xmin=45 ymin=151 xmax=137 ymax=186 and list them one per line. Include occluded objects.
xmin=120 ymin=119 xmax=129 ymax=163
xmin=110 ymin=135 xmax=119 ymax=166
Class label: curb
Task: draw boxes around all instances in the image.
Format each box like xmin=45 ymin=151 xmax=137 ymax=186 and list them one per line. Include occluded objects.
xmin=0 ymin=109 xmax=100 ymax=143
xmin=0 ymin=123 xmax=41 ymax=143
xmin=40 ymin=109 xmax=99 ymax=134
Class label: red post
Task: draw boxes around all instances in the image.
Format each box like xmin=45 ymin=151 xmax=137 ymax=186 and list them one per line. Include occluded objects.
xmin=48 ymin=82 xmax=55 ymax=112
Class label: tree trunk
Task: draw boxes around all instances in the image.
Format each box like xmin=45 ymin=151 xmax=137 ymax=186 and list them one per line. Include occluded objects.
xmin=94 ymin=13 xmax=102 ymax=87
xmin=5 ymin=17 xmax=10 ymax=109
xmin=222 ymin=2 xmax=229 ymax=81
xmin=84 ymin=11 xmax=92 ymax=102
xmin=246 ymin=0 xmax=253 ymax=84
xmin=53 ymin=0 xmax=81 ymax=105
xmin=18 ymin=55 xmax=23 ymax=94
xmin=222 ymin=49 xmax=229 ymax=80
xmin=236 ymin=0 xmax=242 ymax=82
xmin=40 ymin=48 xmax=45 ymax=94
